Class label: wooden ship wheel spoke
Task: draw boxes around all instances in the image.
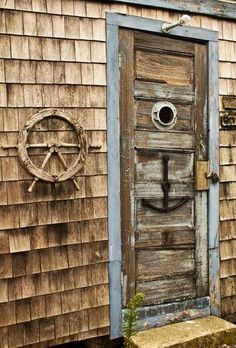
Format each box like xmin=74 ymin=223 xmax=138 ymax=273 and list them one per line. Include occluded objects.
xmin=1 ymin=109 xmax=101 ymax=192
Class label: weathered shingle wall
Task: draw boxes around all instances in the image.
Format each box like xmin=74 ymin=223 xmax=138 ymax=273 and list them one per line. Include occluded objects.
xmin=0 ymin=1 xmax=109 ymax=347
xmin=0 ymin=0 xmax=236 ymax=347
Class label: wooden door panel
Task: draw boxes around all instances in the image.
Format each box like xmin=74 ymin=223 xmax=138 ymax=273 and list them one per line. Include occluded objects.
xmin=137 ymin=275 xmax=196 ymax=306
xmin=135 ymin=49 xmax=193 ymax=86
xmin=134 ymin=31 xmax=196 ymax=54
xmin=135 ymin=151 xmax=194 ymax=182
xmin=135 ymin=100 xmax=192 ymax=132
xmin=134 ymin=81 xmax=194 ymax=102
xmin=136 ymin=199 xmax=194 ymax=228
xmin=120 ymin=29 xmax=208 ymax=307
xmin=135 ymin=181 xmax=194 ymax=199
xmin=135 ymin=226 xmax=195 ymax=246
xmin=135 ymin=130 xmax=195 ymax=150
xmin=136 ymin=249 xmax=195 ymax=281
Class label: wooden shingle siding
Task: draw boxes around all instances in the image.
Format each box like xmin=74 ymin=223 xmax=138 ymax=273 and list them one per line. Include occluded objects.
xmin=0 ymin=2 xmax=109 ymax=346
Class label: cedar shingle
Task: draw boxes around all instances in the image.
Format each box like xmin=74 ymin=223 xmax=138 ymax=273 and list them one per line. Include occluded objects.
xmin=12 ymin=253 xmax=26 ymax=277
xmin=0 ymin=231 xmax=9 ymax=254
xmin=45 ymin=293 xmax=62 ymax=316
xmin=23 ymin=12 xmax=37 ymax=36
xmin=0 ymin=279 xmax=8 ymax=303
xmin=16 ymin=299 xmax=31 ymax=323
xmin=75 ymin=41 xmax=91 ymax=62
xmin=55 ymin=313 xmax=70 ymax=338
xmin=0 ymin=301 xmax=16 ymax=326
xmin=61 ymin=288 xmax=81 ymax=314
xmin=46 ymin=0 xmax=62 ymax=14
xmin=24 ymin=319 xmax=40 ymax=345
xmin=37 ymin=13 xmax=53 ymax=37
xmin=39 ymin=316 xmax=55 ymax=341
xmin=0 ymin=254 xmax=12 ymax=278
xmin=30 ymin=296 xmax=46 ymax=320
xmin=6 ymin=11 xmax=23 ymax=35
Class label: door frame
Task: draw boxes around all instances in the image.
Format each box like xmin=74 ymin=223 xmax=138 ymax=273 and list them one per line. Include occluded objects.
xmin=106 ymin=12 xmax=220 ymax=338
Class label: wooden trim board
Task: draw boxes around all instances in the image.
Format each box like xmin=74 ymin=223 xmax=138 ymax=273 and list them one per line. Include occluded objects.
xmin=106 ymin=13 xmax=220 ymax=339
xmin=208 ymin=40 xmax=220 ymax=316
xmin=107 ymin=23 xmax=123 ymax=339
xmin=107 ymin=13 xmax=218 ymax=42
xmin=112 ymin=0 xmax=236 ymax=21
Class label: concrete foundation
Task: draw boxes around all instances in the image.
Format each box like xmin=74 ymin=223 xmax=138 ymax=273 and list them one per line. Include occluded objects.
xmin=130 ymin=316 xmax=236 ymax=348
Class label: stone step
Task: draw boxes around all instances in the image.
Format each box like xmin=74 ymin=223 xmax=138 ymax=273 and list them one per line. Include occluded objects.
xmin=130 ymin=316 xmax=236 ymax=348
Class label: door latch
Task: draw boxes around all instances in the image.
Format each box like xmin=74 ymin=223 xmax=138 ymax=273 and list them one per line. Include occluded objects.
xmin=205 ymin=172 xmax=219 ymax=183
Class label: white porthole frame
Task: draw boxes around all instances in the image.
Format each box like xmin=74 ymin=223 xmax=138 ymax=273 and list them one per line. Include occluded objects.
xmin=151 ymin=101 xmax=177 ymax=130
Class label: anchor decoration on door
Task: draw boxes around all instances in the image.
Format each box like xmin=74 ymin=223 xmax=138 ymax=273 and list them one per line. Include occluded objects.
xmin=143 ymin=155 xmax=189 ymax=213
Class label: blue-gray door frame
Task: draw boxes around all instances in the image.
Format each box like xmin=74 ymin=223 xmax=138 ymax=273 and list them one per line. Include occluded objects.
xmin=107 ymin=12 xmax=220 ymax=339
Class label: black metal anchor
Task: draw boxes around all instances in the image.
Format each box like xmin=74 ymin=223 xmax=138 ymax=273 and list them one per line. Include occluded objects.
xmin=143 ymin=155 xmax=189 ymax=213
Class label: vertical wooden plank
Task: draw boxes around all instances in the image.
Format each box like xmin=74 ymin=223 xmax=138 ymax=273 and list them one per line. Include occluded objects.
xmin=194 ymin=43 xmax=208 ymax=297
xmin=107 ymin=23 xmax=122 ymax=339
xmin=208 ymin=40 xmax=221 ymax=316
xmin=119 ymin=29 xmax=135 ymax=304
xmin=195 ymin=192 xmax=208 ymax=295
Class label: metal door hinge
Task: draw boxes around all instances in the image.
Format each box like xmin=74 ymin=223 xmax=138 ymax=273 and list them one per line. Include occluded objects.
xmin=196 ymin=161 xmax=219 ymax=190
xmin=195 ymin=161 xmax=209 ymax=191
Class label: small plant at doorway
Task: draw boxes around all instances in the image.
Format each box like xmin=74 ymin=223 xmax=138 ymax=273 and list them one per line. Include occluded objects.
xmin=122 ymin=292 xmax=145 ymax=348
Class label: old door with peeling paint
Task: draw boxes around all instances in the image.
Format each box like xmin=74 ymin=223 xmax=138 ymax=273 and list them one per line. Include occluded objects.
xmin=120 ymin=29 xmax=209 ymax=314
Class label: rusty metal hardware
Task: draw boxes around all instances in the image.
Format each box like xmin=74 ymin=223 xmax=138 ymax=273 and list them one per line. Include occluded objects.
xmin=205 ymin=172 xmax=219 ymax=184
xmin=143 ymin=155 xmax=189 ymax=213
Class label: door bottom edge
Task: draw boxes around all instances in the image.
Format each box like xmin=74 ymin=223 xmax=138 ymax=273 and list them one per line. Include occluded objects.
xmin=122 ymin=296 xmax=210 ymax=332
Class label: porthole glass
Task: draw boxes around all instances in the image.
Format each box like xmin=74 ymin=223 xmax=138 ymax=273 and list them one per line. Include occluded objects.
xmin=151 ymin=101 xmax=177 ymax=130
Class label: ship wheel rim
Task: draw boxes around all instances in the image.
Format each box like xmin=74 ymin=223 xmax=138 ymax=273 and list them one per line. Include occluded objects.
xmin=18 ymin=109 xmax=88 ymax=183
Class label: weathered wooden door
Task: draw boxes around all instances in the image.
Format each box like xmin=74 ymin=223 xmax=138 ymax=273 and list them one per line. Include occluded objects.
xmin=120 ymin=30 xmax=209 ymax=311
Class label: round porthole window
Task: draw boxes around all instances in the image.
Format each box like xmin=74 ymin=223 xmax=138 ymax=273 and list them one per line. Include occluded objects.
xmin=151 ymin=101 xmax=177 ymax=130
